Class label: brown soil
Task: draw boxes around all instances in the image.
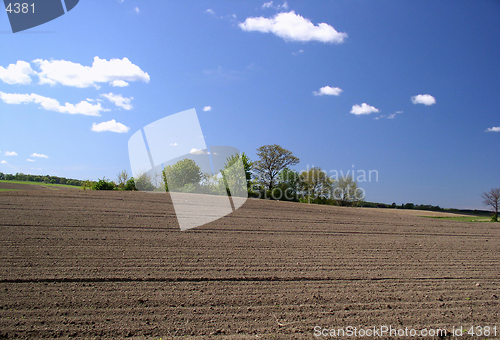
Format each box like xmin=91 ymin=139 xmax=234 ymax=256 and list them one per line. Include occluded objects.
xmin=0 ymin=189 xmax=498 ymax=339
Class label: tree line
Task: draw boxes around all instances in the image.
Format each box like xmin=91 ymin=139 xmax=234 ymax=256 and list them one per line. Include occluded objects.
xmin=102 ymin=144 xmax=365 ymax=206
xmin=2 ymin=144 xmax=497 ymax=219
xmin=0 ymin=172 xmax=82 ymax=186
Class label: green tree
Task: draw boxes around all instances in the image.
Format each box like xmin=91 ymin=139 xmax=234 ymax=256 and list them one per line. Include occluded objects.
xmin=81 ymin=180 xmax=93 ymax=190
xmin=15 ymin=173 xmax=27 ymax=181
xmin=298 ymin=167 xmax=334 ymax=203
xmin=92 ymin=177 xmax=116 ymax=190
xmin=332 ymin=176 xmax=364 ymax=207
xmin=253 ymin=144 xmax=300 ymax=191
xmin=162 ymin=158 xmax=202 ymax=192
xmin=221 ymin=153 xmax=248 ymax=197
xmin=274 ymin=168 xmax=300 ymax=201
xmin=134 ymin=172 xmax=155 ymax=191
xmin=124 ymin=178 xmax=137 ymax=191
xmin=481 ymin=188 xmax=500 ymax=222
xmin=241 ymin=152 xmax=253 ymax=189
xmin=0 ymin=172 xmax=5 ymax=180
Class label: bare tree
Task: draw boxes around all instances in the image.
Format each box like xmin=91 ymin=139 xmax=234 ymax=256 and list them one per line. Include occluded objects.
xmin=117 ymin=170 xmax=129 ymax=187
xmin=481 ymin=188 xmax=500 ymax=222
xmin=253 ymin=144 xmax=299 ymax=191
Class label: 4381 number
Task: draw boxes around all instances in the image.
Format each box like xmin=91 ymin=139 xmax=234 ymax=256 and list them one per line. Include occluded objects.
xmin=6 ymin=3 xmax=34 ymax=14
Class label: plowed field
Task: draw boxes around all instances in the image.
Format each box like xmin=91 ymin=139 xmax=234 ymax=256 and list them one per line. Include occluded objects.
xmin=0 ymin=187 xmax=498 ymax=339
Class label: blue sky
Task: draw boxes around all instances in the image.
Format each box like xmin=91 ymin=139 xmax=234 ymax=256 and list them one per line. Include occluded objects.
xmin=0 ymin=0 xmax=499 ymax=209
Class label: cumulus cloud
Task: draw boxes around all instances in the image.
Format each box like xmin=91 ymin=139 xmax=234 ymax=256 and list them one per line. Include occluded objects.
xmin=0 ymin=91 xmax=108 ymax=116
xmin=170 ymin=143 xmax=178 ymax=146
xmin=203 ymin=106 xmax=212 ymax=112
xmin=31 ymin=153 xmax=49 ymax=158
xmin=0 ymin=160 xmax=7 ymax=164
xmin=411 ymin=94 xmax=436 ymax=106
xmin=109 ymin=80 xmax=129 ymax=87
xmin=33 ymin=57 xmax=150 ymax=88
xmin=486 ymin=126 xmax=500 ymax=132
xmin=4 ymin=151 xmax=17 ymax=156
xmin=350 ymin=103 xmax=379 ymax=115
xmin=91 ymin=119 xmax=130 ymax=133
xmin=100 ymin=93 xmax=133 ymax=110
xmin=239 ymin=11 xmax=347 ymax=43
xmin=205 ymin=8 xmax=215 ymax=15
xmin=313 ymin=86 xmax=343 ymax=96
xmin=0 ymin=61 xmax=34 ymax=85
xmin=26 ymin=159 xmax=35 ymax=162
xmin=134 ymin=7 xmax=140 ymax=14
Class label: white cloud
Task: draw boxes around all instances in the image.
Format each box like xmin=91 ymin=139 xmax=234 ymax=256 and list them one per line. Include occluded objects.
xmin=190 ymin=148 xmax=208 ymax=155
xmin=91 ymin=119 xmax=130 ymax=133
xmin=292 ymin=49 xmax=304 ymax=55
xmin=0 ymin=61 xmax=34 ymax=85
xmin=26 ymin=159 xmax=35 ymax=162
xmin=313 ymin=86 xmax=343 ymax=96
xmin=170 ymin=143 xmax=178 ymax=146
xmin=411 ymin=94 xmax=436 ymax=106
xmin=4 ymin=151 xmax=17 ymax=156
xmin=278 ymin=1 xmax=288 ymax=10
xmin=33 ymin=57 xmax=150 ymax=88
xmin=117 ymin=0 xmax=124 ymax=3
xmin=203 ymin=106 xmax=212 ymax=112
xmin=205 ymin=8 xmax=215 ymax=15
xmin=31 ymin=153 xmax=48 ymax=158
xmin=350 ymin=103 xmax=379 ymax=115
xmin=239 ymin=11 xmax=347 ymax=43
xmin=262 ymin=1 xmax=273 ymax=9
xmin=134 ymin=7 xmax=140 ymax=14
xmin=486 ymin=126 xmax=500 ymax=132
xmin=262 ymin=1 xmax=288 ymax=10
xmin=0 ymin=91 xmax=108 ymax=116
xmin=100 ymin=93 xmax=133 ymax=110
xmin=109 ymin=80 xmax=129 ymax=87
xmin=376 ymin=111 xmax=402 ymax=120
xmin=1 ymin=160 xmax=7 ymax=164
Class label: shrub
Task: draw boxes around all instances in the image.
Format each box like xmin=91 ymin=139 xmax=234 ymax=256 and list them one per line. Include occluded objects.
xmin=124 ymin=178 xmax=137 ymax=191
xmin=134 ymin=173 xmax=155 ymax=191
xmin=92 ymin=177 xmax=116 ymax=190
xmin=492 ymin=213 xmax=498 ymax=222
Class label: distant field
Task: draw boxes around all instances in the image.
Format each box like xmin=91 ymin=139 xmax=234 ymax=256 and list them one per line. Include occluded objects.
xmin=0 ymin=180 xmax=79 ymax=190
xmin=423 ymin=215 xmax=493 ymax=223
